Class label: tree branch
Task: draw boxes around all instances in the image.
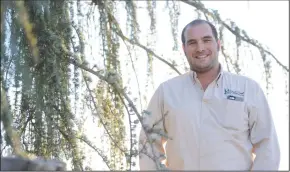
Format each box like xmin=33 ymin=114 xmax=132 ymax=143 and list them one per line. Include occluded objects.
xmin=67 ymin=55 xmax=168 ymax=170
xmin=83 ymin=77 xmax=128 ymax=154
xmin=180 ymin=0 xmax=289 ymax=72
xmin=117 ymin=92 xmax=135 ymax=170
xmin=76 ymin=135 xmax=112 ymax=171
xmin=102 ymin=3 xmax=182 ymax=75
xmin=45 ymin=110 xmax=112 ymax=170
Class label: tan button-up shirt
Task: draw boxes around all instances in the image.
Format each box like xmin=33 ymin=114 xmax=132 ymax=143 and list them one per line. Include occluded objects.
xmin=139 ymin=68 xmax=280 ymax=170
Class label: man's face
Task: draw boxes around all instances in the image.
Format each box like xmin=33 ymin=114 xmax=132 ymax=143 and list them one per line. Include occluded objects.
xmin=182 ymin=23 xmax=220 ymax=73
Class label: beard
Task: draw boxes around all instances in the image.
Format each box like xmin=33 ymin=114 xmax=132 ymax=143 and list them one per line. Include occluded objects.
xmin=188 ymin=56 xmax=219 ymax=73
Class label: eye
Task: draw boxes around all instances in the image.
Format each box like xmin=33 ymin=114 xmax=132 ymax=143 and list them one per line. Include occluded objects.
xmin=204 ymin=39 xmax=211 ymax=42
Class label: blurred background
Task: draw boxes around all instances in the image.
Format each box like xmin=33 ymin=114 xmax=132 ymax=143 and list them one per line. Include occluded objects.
xmin=1 ymin=0 xmax=288 ymax=171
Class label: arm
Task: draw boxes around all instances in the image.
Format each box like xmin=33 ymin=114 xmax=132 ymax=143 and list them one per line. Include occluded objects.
xmin=249 ymin=84 xmax=280 ymax=170
xmin=138 ymin=84 xmax=168 ymax=170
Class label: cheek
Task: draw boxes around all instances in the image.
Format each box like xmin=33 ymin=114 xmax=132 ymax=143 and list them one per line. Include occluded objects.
xmin=185 ymin=47 xmax=195 ymax=56
xmin=205 ymin=46 xmax=217 ymax=56
xmin=209 ymin=44 xmax=219 ymax=52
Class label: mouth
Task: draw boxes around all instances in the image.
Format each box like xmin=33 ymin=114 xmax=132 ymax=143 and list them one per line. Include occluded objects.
xmin=195 ymin=55 xmax=208 ymax=59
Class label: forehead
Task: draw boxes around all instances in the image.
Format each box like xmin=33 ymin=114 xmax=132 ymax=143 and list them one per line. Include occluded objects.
xmin=184 ymin=23 xmax=214 ymax=40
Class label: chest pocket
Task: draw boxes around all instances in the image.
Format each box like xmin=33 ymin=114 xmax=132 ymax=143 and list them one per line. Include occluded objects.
xmin=223 ymin=99 xmax=249 ymax=131
xmin=209 ymin=98 xmax=249 ymax=132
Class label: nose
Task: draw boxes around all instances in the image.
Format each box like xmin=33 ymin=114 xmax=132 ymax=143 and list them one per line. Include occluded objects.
xmin=196 ymin=42 xmax=205 ymax=52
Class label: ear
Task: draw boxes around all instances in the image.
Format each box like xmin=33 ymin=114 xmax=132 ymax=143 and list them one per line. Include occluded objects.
xmin=182 ymin=44 xmax=186 ymax=55
xmin=217 ymin=39 xmax=221 ymax=51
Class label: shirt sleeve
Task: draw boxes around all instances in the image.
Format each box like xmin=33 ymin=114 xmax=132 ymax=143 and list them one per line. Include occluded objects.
xmin=249 ymin=83 xmax=280 ymax=170
xmin=138 ymin=84 xmax=168 ymax=170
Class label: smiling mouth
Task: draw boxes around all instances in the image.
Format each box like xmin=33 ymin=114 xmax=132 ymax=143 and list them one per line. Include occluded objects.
xmin=195 ymin=55 xmax=208 ymax=59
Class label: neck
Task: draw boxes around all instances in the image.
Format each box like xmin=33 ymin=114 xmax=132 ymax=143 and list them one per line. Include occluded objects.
xmin=196 ymin=64 xmax=220 ymax=89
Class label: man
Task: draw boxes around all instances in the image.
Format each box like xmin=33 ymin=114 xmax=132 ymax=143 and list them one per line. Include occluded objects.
xmin=138 ymin=19 xmax=280 ymax=170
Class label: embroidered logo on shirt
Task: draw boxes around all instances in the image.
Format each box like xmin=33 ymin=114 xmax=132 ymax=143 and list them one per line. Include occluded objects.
xmin=224 ymin=89 xmax=244 ymax=102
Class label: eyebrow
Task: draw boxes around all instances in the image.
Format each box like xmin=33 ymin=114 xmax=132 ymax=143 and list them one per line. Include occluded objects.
xmin=203 ymin=36 xmax=214 ymax=39
xmin=186 ymin=35 xmax=214 ymax=44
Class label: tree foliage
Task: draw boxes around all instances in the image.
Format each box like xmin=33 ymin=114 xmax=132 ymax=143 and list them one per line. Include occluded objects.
xmin=1 ymin=0 xmax=288 ymax=170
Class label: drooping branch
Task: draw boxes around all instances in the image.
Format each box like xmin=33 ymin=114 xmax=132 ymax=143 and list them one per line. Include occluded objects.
xmin=3 ymin=0 xmax=288 ymax=170
xmin=1 ymin=87 xmax=27 ymax=158
xmin=13 ymin=1 xmax=39 ymax=65
xmin=100 ymin=2 xmax=182 ymax=75
xmin=76 ymin=135 xmax=112 ymax=170
xmin=180 ymin=0 xmax=289 ymax=73
xmin=72 ymin=7 xmax=127 ymax=168
xmin=125 ymin=0 xmax=140 ymax=42
xmin=113 ymin=25 xmax=182 ymax=75
xmin=83 ymin=75 xmax=127 ymax=154
xmin=166 ymin=0 xmax=180 ymax=51
xmin=71 ymin=22 xmax=127 ymax=155
xmin=145 ymin=0 xmax=156 ymax=94
xmin=51 ymin=42 xmax=83 ymax=170
xmin=118 ymin=94 xmax=134 ymax=170
xmin=218 ymin=25 xmax=232 ymax=72
xmin=46 ymin=110 xmax=111 ymax=170
xmin=122 ymin=38 xmax=143 ymax=110
xmin=66 ymin=54 xmax=168 ymax=170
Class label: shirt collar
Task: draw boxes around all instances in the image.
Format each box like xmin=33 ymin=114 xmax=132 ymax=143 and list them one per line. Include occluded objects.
xmin=190 ymin=64 xmax=224 ymax=87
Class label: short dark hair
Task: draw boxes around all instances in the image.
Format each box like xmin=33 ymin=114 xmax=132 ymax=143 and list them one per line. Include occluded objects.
xmin=181 ymin=19 xmax=218 ymax=44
